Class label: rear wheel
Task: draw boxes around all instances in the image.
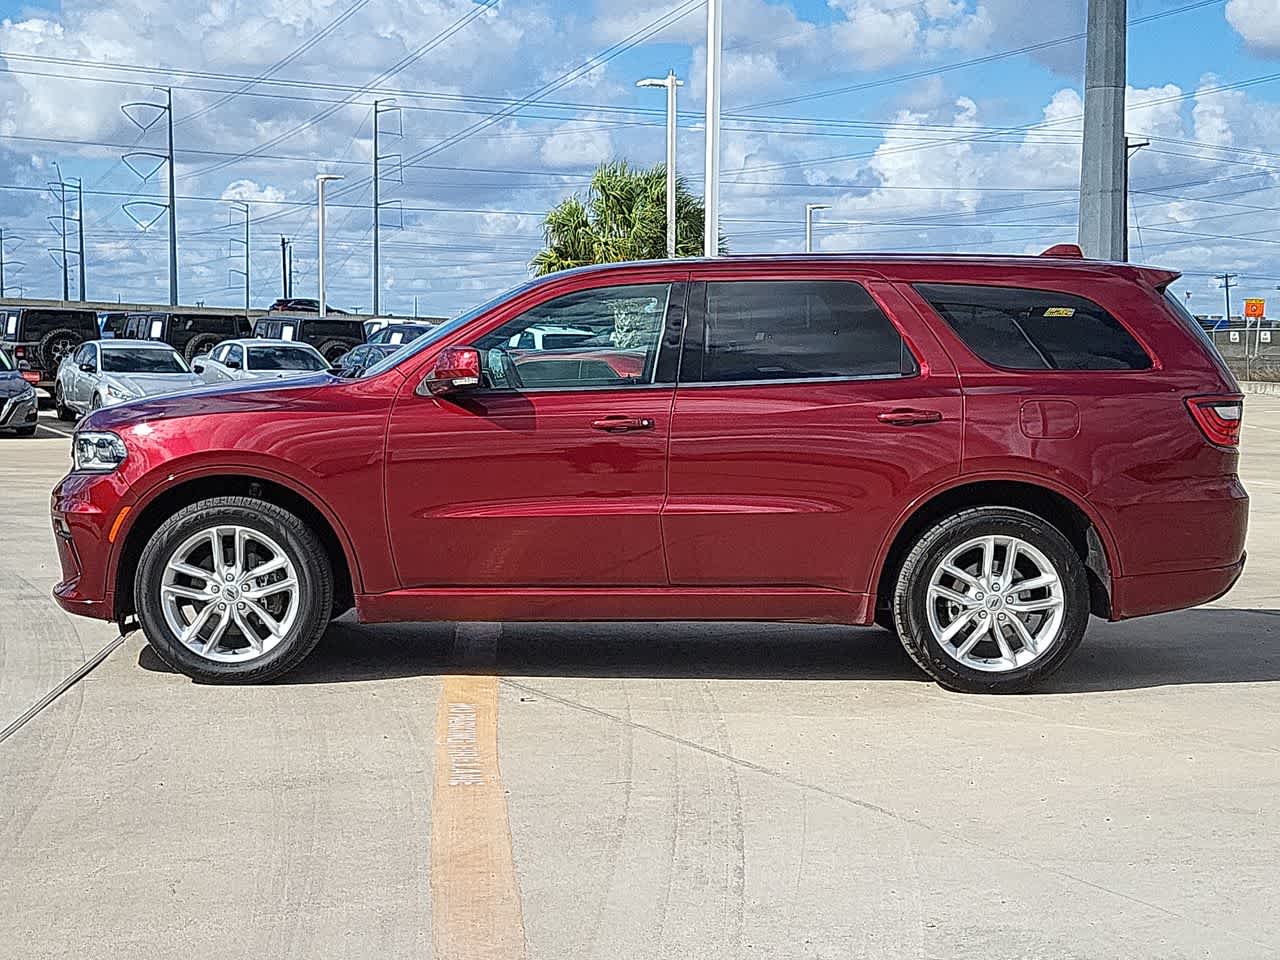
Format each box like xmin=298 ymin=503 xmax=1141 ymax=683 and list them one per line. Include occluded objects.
xmin=135 ymin=497 xmax=333 ymax=683
xmin=184 ymin=334 xmax=219 ymax=361
xmin=892 ymin=507 xmax=1089 ymax=694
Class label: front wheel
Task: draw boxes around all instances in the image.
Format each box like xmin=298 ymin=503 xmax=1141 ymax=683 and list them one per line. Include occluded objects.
xmin=54 ymin=384 xmax=76 ymax=421
xmin=891 ymin=507 xmax=1089 ymax=694
xmin=135 ymin=497 xmax=334 ymax=683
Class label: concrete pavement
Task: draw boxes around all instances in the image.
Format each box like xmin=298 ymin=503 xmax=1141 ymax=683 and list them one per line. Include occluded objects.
xmin=2 ymin=402 xmax=1278 ymax=958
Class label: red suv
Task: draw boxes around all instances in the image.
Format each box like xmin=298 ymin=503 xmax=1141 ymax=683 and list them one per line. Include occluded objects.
xmin=50 ymin=251 xmax=1247 ymax=692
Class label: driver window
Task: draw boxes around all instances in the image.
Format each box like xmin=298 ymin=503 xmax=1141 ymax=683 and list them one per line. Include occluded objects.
xmin=226 ymin=344 xmax=244 ymax=367
xmin=474 ymin=283 xmax=671 ymax=390
xmin=74 ymin=343 xmax=95 ymax=368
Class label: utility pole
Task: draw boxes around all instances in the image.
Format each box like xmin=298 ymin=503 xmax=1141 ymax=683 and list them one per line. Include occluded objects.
xmin=805 ymin=203 xmax=830 ymax=254
xmin=1078 ymin=0 xmax=1127 ymax=260
xmin=287 ymin=244 xmax=293 ymax=298
xmin=316 ymin=174 xmax=343 ymax=318
xmin=703 ymin=0 xmax=722 ymax=258
xmin=637 ymin=71 xmax=684 ymax=258
xmin=51 ymin=161 xmax=69 ymax=300
xmin=166 ymin=87 xmax=177 ymax=305
xmin=1122 ymin=136 xmax=1149 ymax=262
xmin=228 ymin=201 xmax=250 ymax=315
xmin=1217 ymin=273 xmax=1237 ymax=325
xmin=280 ymin=236 xmax=291 ymax=298
xmin=371 ymin=99 xmax=401 ymax=317
xmin=75 ymin=176 xmax=85 ymax=300
xmin=120 ymin=86 xmax=178 ymax=305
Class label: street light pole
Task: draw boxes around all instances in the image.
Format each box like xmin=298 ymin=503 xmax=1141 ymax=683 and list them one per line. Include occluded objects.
xmin=703 ymin=0 xmax=722 ymax=258
xmin=805 ymin=203 xmax=830 ymax=254
xmin=315 ymin=174 xmax=343 ymax=318
xmin=637 ymin=71 xmax=684 ymax=258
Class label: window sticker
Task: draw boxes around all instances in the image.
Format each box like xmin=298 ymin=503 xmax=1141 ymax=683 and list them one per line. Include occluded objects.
xmin=1043 ymin=307 xmax=1076 ymax=318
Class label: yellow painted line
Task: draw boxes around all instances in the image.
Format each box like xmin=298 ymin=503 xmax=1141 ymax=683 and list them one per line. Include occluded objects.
xmin=431 ymin=658 xmax=526 ymax=958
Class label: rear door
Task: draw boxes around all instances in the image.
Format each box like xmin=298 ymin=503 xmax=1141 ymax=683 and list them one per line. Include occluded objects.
xmin=662 ymin=271 xmax=962 ymax=598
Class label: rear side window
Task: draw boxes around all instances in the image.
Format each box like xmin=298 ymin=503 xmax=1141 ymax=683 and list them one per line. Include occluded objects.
xmin=696 ymin=280 xmax=915 ymax=383
xmin=17 ymin=310 xmax=96 ymax=338
xmin=916 ymin=283 xmax=1150 ymax=371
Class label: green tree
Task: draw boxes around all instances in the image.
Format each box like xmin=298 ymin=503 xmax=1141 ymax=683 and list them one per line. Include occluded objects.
xmin=531 ymin=160 xmax=722 ymax=275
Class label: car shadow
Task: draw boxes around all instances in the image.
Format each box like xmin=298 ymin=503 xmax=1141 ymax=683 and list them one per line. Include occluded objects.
xmin=137 ymin=607 xmax=1280 ymax=693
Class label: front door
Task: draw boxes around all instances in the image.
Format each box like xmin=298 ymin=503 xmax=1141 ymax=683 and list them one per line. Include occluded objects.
xmin=662 ymin=274 xmax=963 ymax=600
xmin=385 ymin=275 xmax=687 ymax=588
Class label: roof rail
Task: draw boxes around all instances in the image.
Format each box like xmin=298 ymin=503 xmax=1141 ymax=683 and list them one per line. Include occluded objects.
xmin=1040 ymin=243 xmax=1084 ymax=259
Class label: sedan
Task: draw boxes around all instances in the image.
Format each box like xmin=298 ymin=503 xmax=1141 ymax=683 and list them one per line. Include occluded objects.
xmin=54 ymin=339 xmax=202 ymax=419
xmin=0 ymin=347 xmax=38 ymax=435
xmin=193 ymin=339 xmax=330 ymax=383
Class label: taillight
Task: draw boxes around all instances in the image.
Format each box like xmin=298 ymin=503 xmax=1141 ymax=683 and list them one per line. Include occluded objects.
xmin=1186 ymin=396 xmax=1242 ymax=447
xmin=13 ymin=346 xmax=24 ymax=358
xmin=20 ymin=369 xmax=39 ymax=384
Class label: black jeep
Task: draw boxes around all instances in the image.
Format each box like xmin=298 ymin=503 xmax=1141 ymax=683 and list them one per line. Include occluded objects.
xmin=252 ymin=314 xmax=365 ymax=363
xmin=1 ymin=307 xmax=99 ymax=387
xmin=123 ymin=312 xmax=253 ymax=360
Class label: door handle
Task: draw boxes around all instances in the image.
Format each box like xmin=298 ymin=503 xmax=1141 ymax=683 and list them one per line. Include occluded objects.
xmin=878 ymin=408 xmax=943 ymax=426
xmin=591 ymin=415 xmax=655 ymax=433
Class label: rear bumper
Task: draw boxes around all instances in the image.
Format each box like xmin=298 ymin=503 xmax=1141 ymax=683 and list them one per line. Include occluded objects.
xmin=1110 ymin=553 xmax=1245 ymax=620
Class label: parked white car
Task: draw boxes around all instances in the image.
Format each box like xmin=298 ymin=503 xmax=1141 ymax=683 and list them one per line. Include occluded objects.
xmin=192 ymin=339 xmax=330 ymax=384
xmin=53 ymin=339 xmax=203 ymax=419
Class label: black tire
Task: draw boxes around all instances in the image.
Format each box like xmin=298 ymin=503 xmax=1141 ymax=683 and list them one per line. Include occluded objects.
xmin=183 ymin=334 xmax=220 ymax=361
xmin=892 ymin=506 xmax=1089 ymax=694
xmin=316 ymin=339 xmax=353 ymax=364
xmin=38 ymin=328 xmax=83 ymax=372
xmin=89 ymin=393 xmax=102 ymax=411
xmin=54 ymin=384 xmax=76 ymax=421
xmin=134 ymin=497 xmax=334 ymax=683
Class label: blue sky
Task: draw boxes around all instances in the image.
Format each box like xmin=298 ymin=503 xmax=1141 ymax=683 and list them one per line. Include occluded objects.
xmin=0 ymin=0 xmax=1278 ymax=317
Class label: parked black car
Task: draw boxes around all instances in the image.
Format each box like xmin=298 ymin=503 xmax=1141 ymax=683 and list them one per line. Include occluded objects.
xmin=0 ymin=347 xmax=38 ymax=435
xmin=1 ymin=307 xmax=99 ymax=387
xmin=122 ymin=312 xmax=253 ymax=360
xmin=267 ymin=298 xmax=348 ymax=315
xmin=253 ymin=314 xmax=365 ymax=363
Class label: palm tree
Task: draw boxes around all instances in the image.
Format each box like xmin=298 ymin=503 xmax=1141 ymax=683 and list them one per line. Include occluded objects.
xmin=531 ymin=160 xmax=721 ymax=275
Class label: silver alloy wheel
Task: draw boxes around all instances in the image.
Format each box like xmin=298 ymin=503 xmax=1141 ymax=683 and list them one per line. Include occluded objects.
xmin=925 ymin=534 xmax=1065 ymax=673
xmin=159 ymin=524 xmax=300 ymax=663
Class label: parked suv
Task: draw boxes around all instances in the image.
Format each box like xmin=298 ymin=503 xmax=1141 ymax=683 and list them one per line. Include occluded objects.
xmin=252 ymin=314 xmax=365 ymax=363
xmin=123 ymin=312 xmax=253 ymax=360
xmin=51 ymin=250 xmax=1248 ymax=691
xmin=2 ymin=307 xmax=98 ymax=387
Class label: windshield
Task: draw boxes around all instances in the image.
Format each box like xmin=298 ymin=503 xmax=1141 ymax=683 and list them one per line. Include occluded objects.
xmin=102 ymin=347 xmax=190 ymax=374
xmin=369 ymin=325 xmax=431 ymax=346
xmin=250 ymin=345 xmax=329 ymax=371
xmin=356 ymin=278 xmax=542 ymax=378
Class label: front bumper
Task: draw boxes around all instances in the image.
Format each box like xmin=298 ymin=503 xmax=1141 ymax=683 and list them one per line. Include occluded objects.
xmin=0 ymin=391 xmax=38 ymax=430
xmin=51 ymin=471 xmax=129 ymax=623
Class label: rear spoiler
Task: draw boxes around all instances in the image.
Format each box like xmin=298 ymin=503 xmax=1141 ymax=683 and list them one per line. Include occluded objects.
xmin=1038 ymin=244 xmax=1180 ymax=290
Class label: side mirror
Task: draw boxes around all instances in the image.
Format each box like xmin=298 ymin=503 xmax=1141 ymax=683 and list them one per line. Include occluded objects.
xmin=79 ymin=362 xmax=96 ymax=374
xmin=225 ymin=358 xmax=242 ymax=370
xmin=417 ymin=346 xmax=481 ymax=396
xmin=192 ymin=362 xmax=205 ymax=374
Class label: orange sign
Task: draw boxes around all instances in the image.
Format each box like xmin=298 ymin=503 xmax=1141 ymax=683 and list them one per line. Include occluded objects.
xmin=1244 ymin=298 xmax=1265 ymax=318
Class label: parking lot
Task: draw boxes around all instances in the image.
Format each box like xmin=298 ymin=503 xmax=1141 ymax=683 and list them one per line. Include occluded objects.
xmin=1 ymin=400 xmax=1278 ymax=959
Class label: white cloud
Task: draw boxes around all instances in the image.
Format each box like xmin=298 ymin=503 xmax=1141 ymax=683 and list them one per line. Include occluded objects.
xmin=1227 ymin=0 xmax=1280 ymax=56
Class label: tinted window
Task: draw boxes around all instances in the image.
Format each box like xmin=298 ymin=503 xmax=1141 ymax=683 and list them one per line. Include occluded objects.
xmin=916 ymin=283 xmax=1151 ymax=371
xmin=475 ymin=283 xmax=671 ymax=390
xmin=696 ymin=280 xmax=913 ymax=383
xmin=19 ymin=310 xmax=97 ymax=337
xmin=73 ymin=343 xmax=95 ymax=366
xmin=248 ymin=345 xmax=328 ymax=371
xmin=102 ymin=347 xmax=189 ymax=373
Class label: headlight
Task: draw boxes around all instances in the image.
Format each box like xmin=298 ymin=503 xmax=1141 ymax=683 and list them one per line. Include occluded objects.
xmin=103 ymin=384 xmax=136 ymax=402
xmin=72 ymin=431 xmax=128 ymax=473
xmin=18 ymin=383 xmax=35 ymax=401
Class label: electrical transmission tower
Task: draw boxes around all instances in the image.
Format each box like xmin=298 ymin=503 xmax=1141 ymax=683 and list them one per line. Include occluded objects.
xmin=47 ymin=163 xmax=85 ymax=301
xmin=229 ymin=201 xmax=251 ymax=315
xmin=121 ymin=87 xmax=178 ymax=305
xmin=0 ymin=228 xmax=25 ymax=298
xmin=372 ymin=99 xmax=403 ymax=316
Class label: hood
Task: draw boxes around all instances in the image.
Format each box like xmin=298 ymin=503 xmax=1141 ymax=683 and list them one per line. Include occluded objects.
xmin=0 ymin=369 xmax=31 ymax=399
xmin=85 ymin=372 xmax=337 ymax=433
xmin=104 ymin=371 xmax=204 ymax=398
